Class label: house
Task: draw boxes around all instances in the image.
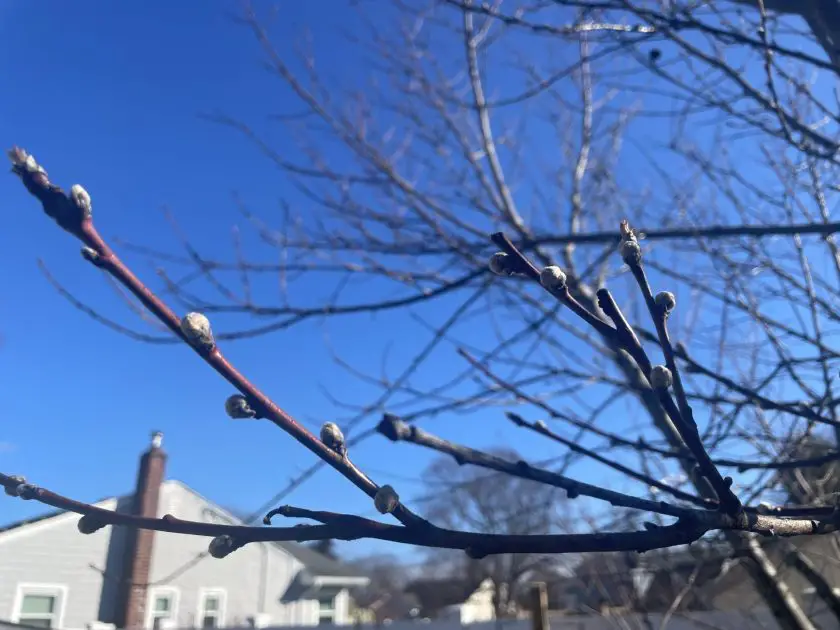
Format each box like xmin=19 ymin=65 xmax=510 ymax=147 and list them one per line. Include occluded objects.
xmin=403 ymin=578 xmax=495 ymax=624
xmin=0 ymin=432 xmax=369 ymax=630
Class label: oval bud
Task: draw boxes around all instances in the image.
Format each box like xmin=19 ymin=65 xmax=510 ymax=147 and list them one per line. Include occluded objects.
xmin=620 ymin=240 xmax=642 ymax=265
xmin=209 ymin=535 xmax=236 ymax=559
xmin=655 ymin=291 xmax=676 ymax=314
xmin=225 ymin=394 xmax=257 ymax=419
xmin=4 ymin=475 xmax=26 ymax=497
xmin=180 ymin=312 xmax=215 ymax=351
xmin=539 ymin=266 xmax=567 ymax=291
xmin=320 ymin=422 xmax=346 ymax=455
xmin=374 ymin=485 xmax=400 ymax=514
xmin=78 ymin=514 xmax=106 ymax=535
xmin=488 ymin=252 xmax=512 ymax=276
xmin=650 ymin=365 xmax=673 ymax=389
xmin=70 ymin=184 xmax=92 ymax=218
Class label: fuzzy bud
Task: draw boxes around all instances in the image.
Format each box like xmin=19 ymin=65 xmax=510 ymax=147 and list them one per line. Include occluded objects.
xmin=655 ymin=291 xmax=676 ymax=314
xmin=70 ymin=184 xmax=92 ymax=218
xmin=224 ymin=395 xmax=257 ymax=419
xmin=15 ymin=484 xmax=37 ymax=500
xmin=374 ymin=485 xmax=400 ymax=514
xmin=488 ymin=252 xmax=513 ymax=276
xmin=4 ymin=475 xmax=26 ymax=497
xmin=320 ymin=422 xmax=346 ymax=456
xmin=650 ymin=365 xmax=673 ymax=389
xmin=180 ymin=312 xmax=215 ymax=351
xmin=208 ymin=535 xmax=236 ymax=559
xmin=80 ymin=246 xmax=104 ymax=267
xmin=535 ymin=420 xmax=548 ymax=431
xmin=539 ymin=266 xmax=567 ymax=292
xmin=620 ymin=240 xmax=642 ymax=265
xmin=7 ymin=148 xmax=47 ymax=176
xmin=77 ymin=514 xmax=107 ymax=535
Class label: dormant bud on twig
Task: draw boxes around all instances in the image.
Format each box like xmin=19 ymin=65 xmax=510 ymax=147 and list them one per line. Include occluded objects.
xmin=655 ymin=291 xmax=676 ymax=315
xmin=3 ymin=475 xmax=26 ymax=497
xmin=77 ymin=514 xmax=106 ymax=535
xmin=180 ymin=312 xmax=215 ymax=351
xmin=70 ymin=184 xmax=92 ymax=218
xmin=620 ymin=240 xmax=642 ymax=265
xmin=7 ymin=147 xmax=47 ymax=176
xmin=208 ymin=535 xmax=236 ymax=559
xmin=374 ymin=485 xmax=400 ymax=514
xmin=535 ymin=420 xmax=548 ymax=431
xmin=225 ymin=394 xmax=257 ymax=419
xmin=539 ymin=266 xmax=567 ymax=291
xmin=320 ymin=422 xmax=346 ymax=456
xmin=650 ymin=365 xmax=673 ymax=389
xmin=488 ymin=252 xmax=513 ymax=276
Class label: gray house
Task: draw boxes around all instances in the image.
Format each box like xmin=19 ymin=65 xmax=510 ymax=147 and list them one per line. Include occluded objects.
xmin=0 ymin=433 xmax=368 ymax=630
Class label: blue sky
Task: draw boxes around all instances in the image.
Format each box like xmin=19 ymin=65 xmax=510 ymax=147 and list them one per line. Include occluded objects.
xmin=1 ymin=0 xmax=830 ymax=568
xmin=0 ymin=0 xmax=597 ymax=562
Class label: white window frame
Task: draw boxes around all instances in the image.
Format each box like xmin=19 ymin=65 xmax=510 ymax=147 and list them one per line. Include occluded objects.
xmin=11 ymin=583 xmax=68 ymax=630
xmin=317 ymin=592 xmax=336 ymax=625
xmin=146 ymin=587 xmax=180 ymax=630
xmin=196 ymin=589 xmax=227 ymax=629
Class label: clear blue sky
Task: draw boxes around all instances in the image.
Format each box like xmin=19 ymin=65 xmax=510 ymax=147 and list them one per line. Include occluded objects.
xmin=0 ymin=0 xmax=820 ymax=565
xmin=0 ymin=0 xmax=597 ymax=561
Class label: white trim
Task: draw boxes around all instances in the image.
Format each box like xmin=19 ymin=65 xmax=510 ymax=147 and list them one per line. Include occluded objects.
xmin=0 ymin=498 xmax=119 ymax=546
xmin=11 ymin=583 xmax=69 ymax=629
xmin=196 ymin=589 xmax=227 ymax=629
xmin=313 ymin=576 xmax=369 ymax=588
xmin=146 ymin=586 xmax=180 ymax=630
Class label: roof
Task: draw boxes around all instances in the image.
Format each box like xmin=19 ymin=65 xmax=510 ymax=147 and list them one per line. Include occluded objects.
xmin=274 ymin=540 xmax=366 ymax=579
xmin=404 ymin=578 xmax=485 ymax=617
xmin=0 ymin=480 xmax=366 ymax=581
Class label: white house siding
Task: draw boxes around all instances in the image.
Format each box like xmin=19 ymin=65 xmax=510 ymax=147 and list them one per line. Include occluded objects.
xmin=458 ymin=581 xmax=495 ymax=625
xmin=0 ymin=499 xmax=119 ymax=630
xmin=150 ymin=482 xmax=346 ymax=628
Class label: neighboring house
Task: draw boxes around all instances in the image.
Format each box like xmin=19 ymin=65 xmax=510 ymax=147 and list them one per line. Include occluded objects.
xmin=403 ymin=578 xmax=495 ymax=624
xmin=0 ymin=433 xmax=368 ymax=630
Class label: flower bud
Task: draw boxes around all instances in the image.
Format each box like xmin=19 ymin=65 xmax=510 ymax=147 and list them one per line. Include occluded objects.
xmin=70 ymin=184 xmax=92 ymax=218
xmin=77 ymin=514 xmax=106 ymax=535
xmin=539 ymin=266 xmax=567 ymax=291
xmin=620 ymin=240 xmax=642 ymax=265
xmin=650 ymin=365 xmax=673 ymax=389
xmin=225 ymin=394 xmax=257 ymax=419
xmin=320 ymin=422 xmax=346 ymax=456
xmin=488 ymin=252 xmax=513 ymax=276
xmin=374 ymin=485 xmax=400 ymax=514
xmin=209 ymin=535 xmax=236 ymax=559
xmin=535 ymin=420 xmax=548 ymax=431
xmin=81 ymin=247 xmax=103 ymax=266
xmin=180 ymin=312 xmax=215 ymax=351
xmin=4 ymin=475 xmax=25 ymax=497
xmin=655 ymin=291 xmax=676 ymax=314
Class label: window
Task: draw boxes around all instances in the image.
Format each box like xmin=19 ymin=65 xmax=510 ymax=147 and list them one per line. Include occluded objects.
xmin=318 ymin=594 xmax=336 ymax=625
xmin=13 ymin=586 xmax=65 ymax=630
xmin=199 ymin=591 xmax=226 ymax=629
xmin=151 ymin=593 xmax=175 ymax=630
xmin=19 ymin=594 xmax=58 ymax=628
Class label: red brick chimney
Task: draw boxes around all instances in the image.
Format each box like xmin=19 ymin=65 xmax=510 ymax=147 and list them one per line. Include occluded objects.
xmin=116 ymin=431 xmax=167 ymax=630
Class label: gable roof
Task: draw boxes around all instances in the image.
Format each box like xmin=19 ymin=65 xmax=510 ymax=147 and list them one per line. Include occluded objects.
xmin=404 ymin=577 xmax=486 ymax=617
xmin=0 ymin=479 xmax=367 ymax=582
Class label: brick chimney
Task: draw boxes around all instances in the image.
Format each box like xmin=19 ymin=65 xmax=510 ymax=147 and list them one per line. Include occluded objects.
xmin=116 ymin=431 xmax=167 ymax=630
